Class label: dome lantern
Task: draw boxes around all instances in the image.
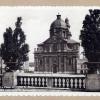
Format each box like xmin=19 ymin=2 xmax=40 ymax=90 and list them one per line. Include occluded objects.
xmin=56 ymin=13 xmax=61 ymax=20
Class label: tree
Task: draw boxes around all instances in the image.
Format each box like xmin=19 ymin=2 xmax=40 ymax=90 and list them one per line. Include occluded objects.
xmin=1 ymin=17 xmax=29 ymax=72
xmin=80 ymin=9 xmax=100 ymax=73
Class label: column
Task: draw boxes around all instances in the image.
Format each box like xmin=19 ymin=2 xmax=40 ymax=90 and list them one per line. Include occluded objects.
xmin=47 ymin=56 xmax=49 ymax=72
xmin=64 ymin=56 xmax=67 ymax=73
xmin=73 ymin=57 xmax=76 ymax=72
xmin=67 ymin=58 xmax=70 ymax=72
xmin=49 ymin=56 xmax=52 ymax=73
xmin=71 ymin=57 xmax=73 ymax=72
xmin=51 ymin=56 xmax=53 ymax=73
xmin=59 ymin=56 xmax=61 ymax=73
xmin=45 ymin=57 xmax=47 ymax=72
xmin=42 ymin=57 xmax=44 ymax=72
xmin=71 ymin=57 xmax=74 ymax=73
xmin=44 ymin=57 xmax=46 ymax=72
xmin=50 ymin=46 xmax=52 ymax=52
xmin=58 ymin=44 xmax=61 ymax=52
xmin=38 ymin=58 xmax=40 ymax=72
xmin=34 ymin=57 xmax=37 ymax=71
xmin=58 ymin=56 xmax=59 ymax=72
xmin=48 ymin=56 xmax=50 ymax=72
xmin=74 ymin=57 xmax=77 ymax=74
xmin=39 ymin=58 xmax=42 ymax=72
xmin=37 ymin=58 xmax=39 ymax=72
xmin=73 ymin=57 xmax=77 ymax=73
xmin=36 ymin=58 xmax=38 ymax=71
xmin=66 ymin=57 xmax=68 ymax=72
xmin=41 ymin=57 xmax=43 ymax=72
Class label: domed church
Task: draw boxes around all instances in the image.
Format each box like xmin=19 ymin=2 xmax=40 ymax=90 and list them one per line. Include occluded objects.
xmin=34 ymin=14 xmax=80 ymax=74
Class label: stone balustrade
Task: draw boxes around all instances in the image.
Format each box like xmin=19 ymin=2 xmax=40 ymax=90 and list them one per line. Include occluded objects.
xmin=17 ymin=73 xmax=86 ymax=90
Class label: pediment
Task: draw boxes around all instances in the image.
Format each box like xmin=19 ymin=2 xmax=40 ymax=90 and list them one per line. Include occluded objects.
xmin=43 ymin=36 xmax=67 ymax=44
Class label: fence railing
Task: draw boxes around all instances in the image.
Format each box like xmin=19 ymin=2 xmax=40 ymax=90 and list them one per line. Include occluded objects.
xmin=17 ymin=73 xmax=86 ymax=90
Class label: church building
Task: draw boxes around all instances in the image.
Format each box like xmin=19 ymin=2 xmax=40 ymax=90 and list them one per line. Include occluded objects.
xmin=34 ymin=14 xmax=80 ymax=74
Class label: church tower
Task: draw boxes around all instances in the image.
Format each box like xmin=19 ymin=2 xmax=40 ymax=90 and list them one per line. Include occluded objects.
xmin=34 ymin=14 xmax=80 ymax=74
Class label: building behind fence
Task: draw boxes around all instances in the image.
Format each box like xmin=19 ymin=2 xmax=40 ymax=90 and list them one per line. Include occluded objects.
xmin=34 ymin=14 xmax=80 ymax=74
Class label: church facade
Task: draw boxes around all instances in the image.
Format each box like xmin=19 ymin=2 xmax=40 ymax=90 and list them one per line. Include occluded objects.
xmin=34 ymin=14 xmax=80 ymax=73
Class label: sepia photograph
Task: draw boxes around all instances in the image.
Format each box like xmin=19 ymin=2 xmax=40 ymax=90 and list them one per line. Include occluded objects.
xmin=0 ymin=6 xmax=99 ymax=94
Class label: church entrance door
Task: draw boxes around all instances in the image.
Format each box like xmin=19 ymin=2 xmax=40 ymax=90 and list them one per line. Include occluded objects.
xmin=53 ymin=64 xmax=57 ymax=73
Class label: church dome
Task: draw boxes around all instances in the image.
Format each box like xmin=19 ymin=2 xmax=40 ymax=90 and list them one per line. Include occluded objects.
xmin=50 ymin=14 xmax=67 ymax=29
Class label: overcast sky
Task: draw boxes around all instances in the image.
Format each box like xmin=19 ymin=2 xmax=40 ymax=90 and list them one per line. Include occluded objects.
xmin=0 ymin=6 xmax=98 ymax=62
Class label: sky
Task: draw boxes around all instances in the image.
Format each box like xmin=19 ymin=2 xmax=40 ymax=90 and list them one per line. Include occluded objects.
xmin=0 ymin=6 xmax=98 ymax=62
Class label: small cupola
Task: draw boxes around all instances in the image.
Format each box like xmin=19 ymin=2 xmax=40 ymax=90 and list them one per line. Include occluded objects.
xmin=56 ymin=14 xmax=61 ymax=20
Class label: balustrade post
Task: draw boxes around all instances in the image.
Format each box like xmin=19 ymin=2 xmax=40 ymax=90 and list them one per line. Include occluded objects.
xmin=47 ymin=77 xmax=52 ymax=88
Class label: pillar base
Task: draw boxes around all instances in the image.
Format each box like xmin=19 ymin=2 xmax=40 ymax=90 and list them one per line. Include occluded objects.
xmin=2 ymin=71 xmax=18 ymax=88
xmin=86 ymin=74 xmax=100 ymax=91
